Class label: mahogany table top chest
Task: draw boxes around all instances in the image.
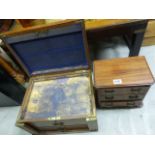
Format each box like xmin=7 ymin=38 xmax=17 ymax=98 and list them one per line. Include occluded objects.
xmin=2 ymin=20 xmax=97 ymax=134
xmin=93 ymin=56 xmax=154 ymax=108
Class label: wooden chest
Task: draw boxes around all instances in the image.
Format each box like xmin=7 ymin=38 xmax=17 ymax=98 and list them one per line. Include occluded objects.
xmin=94 ymin=56 xmax=154 ymax=108
xmin=1 ymin=20 xmax=97 ymax=134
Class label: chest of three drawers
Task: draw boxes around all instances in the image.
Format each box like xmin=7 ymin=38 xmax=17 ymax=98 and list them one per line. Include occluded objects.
xmin=93 ymin=56 xmax=154 ymax=108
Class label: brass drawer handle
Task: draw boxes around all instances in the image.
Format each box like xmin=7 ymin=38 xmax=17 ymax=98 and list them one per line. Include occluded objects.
xmin=105 ymin=90 xmax=115 ymax=93
xmin=105 ymin=96 xmax=114 ymax=100
xmin=127 ymin=102 xmax=135 ymax=106
xmin=129 ymin=95 xmax=138 ymax=99
xmin=130 ymin=88 xmax=141 ymax=92
xmin=104 ymin=102 xmax=113 ymax=107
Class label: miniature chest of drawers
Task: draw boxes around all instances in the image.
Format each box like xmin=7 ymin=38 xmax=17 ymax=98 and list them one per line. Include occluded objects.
xmin=93 ymin=56 xmax=154 ymax=108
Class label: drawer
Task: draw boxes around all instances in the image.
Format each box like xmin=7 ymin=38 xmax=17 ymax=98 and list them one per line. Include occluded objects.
xmin=98 ymin=93 xmax=145 ymax=101
xmin=98 ymin=100 xmax=142 ymax=108
xmin=97 ymin=86 xmax=150 ymax=96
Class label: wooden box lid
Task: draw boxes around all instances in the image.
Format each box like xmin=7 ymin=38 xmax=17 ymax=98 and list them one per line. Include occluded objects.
xmin=2 ymin=20 xmax=89 ymax=77
xmin=94 ymin=56 xmax=154 ymax=88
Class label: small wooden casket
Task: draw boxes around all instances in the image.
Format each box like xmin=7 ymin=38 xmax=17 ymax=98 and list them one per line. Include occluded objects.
xmin=94 ymin=56 xmax=154 ymax=108
xmin=2 ymin=20 xmax=97 ymax=134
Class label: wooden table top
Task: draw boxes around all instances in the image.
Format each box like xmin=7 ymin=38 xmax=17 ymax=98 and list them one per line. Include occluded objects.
xmin=94 ymin=56 xmax=154 ymax=88
xmin=0 ymin=19 xmax=142 ymax=37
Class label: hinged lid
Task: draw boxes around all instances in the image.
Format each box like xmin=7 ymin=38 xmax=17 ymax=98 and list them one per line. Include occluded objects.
xmin=2 ymin=20 xmax=89 ymax=77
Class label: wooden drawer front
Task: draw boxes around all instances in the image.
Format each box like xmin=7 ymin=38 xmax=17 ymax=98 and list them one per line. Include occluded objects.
xmin=98 ymin=93 xmax=145 ymax=101
xmin=97 ymin=86 xmax=149 ymax=96
xmin=31 ymin=119 xmax=89 ymax=132
xmin=98 ymin=101 xmax=142 ymax=108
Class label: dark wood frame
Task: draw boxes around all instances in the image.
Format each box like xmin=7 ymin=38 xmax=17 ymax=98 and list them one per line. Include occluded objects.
xmin=86 ymin=20 xmax=148 ymax=57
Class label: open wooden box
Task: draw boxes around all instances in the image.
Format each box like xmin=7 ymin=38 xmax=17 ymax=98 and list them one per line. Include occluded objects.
xmin=1 ymin=20 xmax=97 ymax=134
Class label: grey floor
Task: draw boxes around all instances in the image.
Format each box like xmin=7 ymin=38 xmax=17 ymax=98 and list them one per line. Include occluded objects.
xmin=0 ymin=37 xmax=155 ymax=135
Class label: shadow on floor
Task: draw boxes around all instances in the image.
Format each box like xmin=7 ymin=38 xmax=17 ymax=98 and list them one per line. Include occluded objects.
xmin=89 ymin=36 xmax=129 ymax=62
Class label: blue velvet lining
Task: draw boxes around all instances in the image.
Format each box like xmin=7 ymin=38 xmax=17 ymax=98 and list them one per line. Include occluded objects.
xmin=10 ymin=26 xmax=88 ymax=75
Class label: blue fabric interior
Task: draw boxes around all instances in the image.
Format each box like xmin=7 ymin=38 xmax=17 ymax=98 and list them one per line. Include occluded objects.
xmin=10 ymin=24 xmax=88 ymax=75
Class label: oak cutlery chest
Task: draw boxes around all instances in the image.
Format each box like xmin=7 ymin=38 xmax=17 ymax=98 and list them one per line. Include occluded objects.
xmin=2 ymin=20 xmax=98 ymax=134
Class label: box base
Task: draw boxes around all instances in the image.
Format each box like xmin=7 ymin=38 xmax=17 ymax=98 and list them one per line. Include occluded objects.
xmin=97 ymin=100 xmax=143 ymax=108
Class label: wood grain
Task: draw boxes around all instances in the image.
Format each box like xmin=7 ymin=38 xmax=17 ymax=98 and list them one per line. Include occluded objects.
xmin=143 ymin=36 xmax=155 ymax=46
xmin=0 ymin=20 xmax=78 ymax=37
xmin=143 ymin=20 xmax=155 ymax=46
xmin=85 ymin=19 xmax=135 ymax=31
xmin=0 ymin=19 xmax=140 ymax=37
xmin=144 ymin=20 xmax=155 ymax=38
xmin=2 ymin=19 xmax=153 ymax=46
xmin=94 ymin=56 xmax=154 ymax=88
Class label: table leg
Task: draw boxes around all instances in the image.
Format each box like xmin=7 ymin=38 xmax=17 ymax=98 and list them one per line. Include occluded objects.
xmin=129 ymin=31 xmax=146 ymax=56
